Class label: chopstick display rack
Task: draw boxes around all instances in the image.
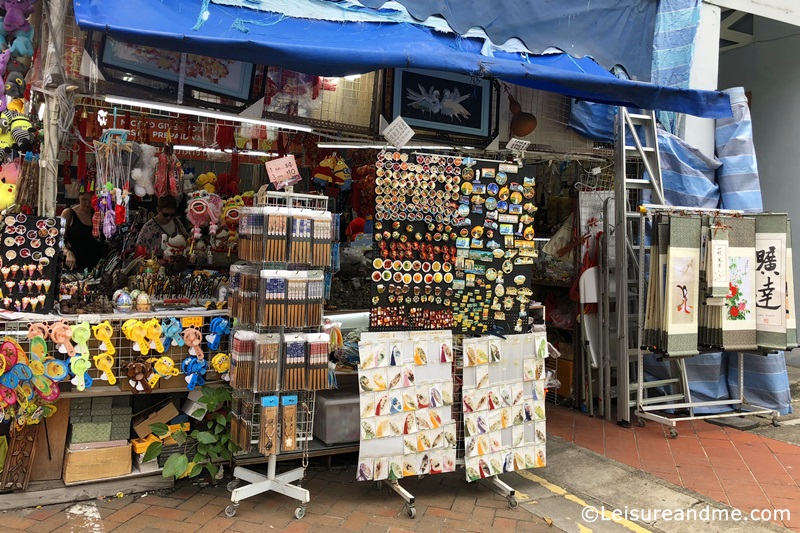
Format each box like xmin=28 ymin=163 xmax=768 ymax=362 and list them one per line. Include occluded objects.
xmin=226 ymin=189 xmax=332 ymax=520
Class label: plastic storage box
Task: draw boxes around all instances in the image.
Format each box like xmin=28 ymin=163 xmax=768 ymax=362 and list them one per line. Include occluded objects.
xmin=313 ymin=389 xmax=359 ymax=445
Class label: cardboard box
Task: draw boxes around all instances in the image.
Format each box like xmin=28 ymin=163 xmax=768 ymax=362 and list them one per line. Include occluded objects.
xmin=181 ymin=389 xmax=208 ymax=420
xmin=131 ymin=400 xmax=179 ymax=439
xmin=63 ymin=444 xmax=132 ymax=484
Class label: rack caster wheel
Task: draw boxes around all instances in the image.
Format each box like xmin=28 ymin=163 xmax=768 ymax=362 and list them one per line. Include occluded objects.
xmin=227 ymin=480 xmax=239 ymax=492
xmin=773 ymin=417 xmax=781 ymax=427
xmin=637 ymin=417 xmax=646 ymax=428
xmin=294 ymin=506 xmax=306 ymax=520
xmin=669 ymin=428 xmax=678 ymax=439
xmin=225 ymin=504 xmax=239 ymax=518
xmin=507 ymin=496 xmax=518 ymax=509
xmin=405 ymin=504 xmax=416 ymax=519
xmin=375 ymin=480 xmax=383 ymax=490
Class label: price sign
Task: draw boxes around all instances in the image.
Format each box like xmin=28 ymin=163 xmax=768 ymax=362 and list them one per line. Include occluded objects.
xmin=383 ymin=116 xmax=415 ymax=149
xmin=505 ymin=138 xmax=531 ymax=152
xmin=264 ymin=155 xmax=302 ymax=190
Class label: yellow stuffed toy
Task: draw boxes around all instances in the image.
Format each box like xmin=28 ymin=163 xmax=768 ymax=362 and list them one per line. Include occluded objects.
xmin=196 ymin=172 xmax=217 ymax=194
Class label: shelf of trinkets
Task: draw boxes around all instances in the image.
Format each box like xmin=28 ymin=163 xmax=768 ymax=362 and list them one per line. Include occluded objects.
xmin=370 ymin=152 xmax=463 ymax=330
xmin=0 ymin=214 xmax=63 ymax=313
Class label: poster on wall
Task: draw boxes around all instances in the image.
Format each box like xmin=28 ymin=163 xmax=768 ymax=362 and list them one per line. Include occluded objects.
xmin=461 ymin=333 xmax=547 ymax=481
xmin=356 ymin=330 xmax=457 ymax=481
xmin=100 ymin=36 xmax=255 ymax=101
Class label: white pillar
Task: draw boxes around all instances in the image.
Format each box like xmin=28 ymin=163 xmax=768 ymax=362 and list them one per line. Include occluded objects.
xmin=680 ymin=2 xmax=721 ymax=157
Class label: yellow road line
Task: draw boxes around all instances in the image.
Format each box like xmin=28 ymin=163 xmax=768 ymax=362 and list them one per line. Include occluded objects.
xmin=515 ymin=470 xmax=652 ymax=533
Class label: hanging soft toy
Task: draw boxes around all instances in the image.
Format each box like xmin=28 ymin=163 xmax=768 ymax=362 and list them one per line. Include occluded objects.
xmin=3 ymin=59 xmax=27 ymax=100
xmin=162 ymin=317 xmax=184 ymax=350
xmin=311 ymin=155 xmax=336 ymax=187
xmin=131 ymin=143 xmax=158 ymax=197
xmin=332 ymin=157 xmax=352 ymax=191
xmin=2 ymin=0 xmax=37 ymax=33
xmin=4 ymin=110 xmax=34 ymax=152
xmin=8 ymin=26 xmax=33 ymax=58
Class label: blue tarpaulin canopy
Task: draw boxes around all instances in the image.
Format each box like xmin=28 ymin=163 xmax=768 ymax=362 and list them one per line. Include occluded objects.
xmin=72 ymin=0 xmax=732 ymax=118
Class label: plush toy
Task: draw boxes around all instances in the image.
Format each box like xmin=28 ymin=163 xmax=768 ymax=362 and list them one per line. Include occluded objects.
xmin=215 ymin=172 xmax=239 ymax=198
xmin=131 ymin=143 xmax=158 ymax=197
xmin=186 ymin=190 xmax=223 ymax=239
xmin=8 ymin=27 xmax=33 ymax=58
xmin=196 ymin=172 xmax=217 ymax=194
xmin=4 ymin=109 xmax=34 ymax=152
xmin=312 ymin=155 xmax=336 ymax=187
xmin=4 ymin=59 xmax=27 ymax=99
xmin=332 ymin=157 xmax=352 ymax=191
xmin=181 ymin=170 xmax=195 ymax=194
xmin=2 ymin=0 xmax=36 ymax=33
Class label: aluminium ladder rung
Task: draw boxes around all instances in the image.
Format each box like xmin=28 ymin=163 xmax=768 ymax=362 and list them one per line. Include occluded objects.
xmin=625 ymin=145 xmax=656 ymax=153
xmin=639 ymin=394 xmax=687 ymax=406
xmin=624 ymin=179 xmax=652 ymax=189
xmin=626 ymin=113 xmax=652 ymax=123
xmin=629 ymin=378 xmax=680 ymax=390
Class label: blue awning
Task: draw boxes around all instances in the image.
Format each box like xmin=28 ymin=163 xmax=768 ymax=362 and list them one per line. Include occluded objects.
xmin=72 ymin=0 xmax=732 ymax=118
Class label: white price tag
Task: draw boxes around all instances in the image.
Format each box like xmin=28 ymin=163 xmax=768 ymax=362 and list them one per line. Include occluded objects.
xmin=264 ymin=155 xmax=301 ymax=190
xmin=383 ymin=116 xmax=415 ymax=149
xmin=505 ymin=138 xmax=531 ymax=152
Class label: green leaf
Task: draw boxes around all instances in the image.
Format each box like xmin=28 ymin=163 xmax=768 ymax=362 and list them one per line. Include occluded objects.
xmin=205 ymin=463 xmax=219 ymax=480
xmin=150 ymin=423 xmax=170 ymax=437
xmin=196 ymin=431 xmax=217 ymax=444
xmin=191 ymin=409 xmax=206 ymax=419
xmin=188 ymin=463 xmax=203 ymax=478
xmin=220 ymin=435 xmax=229 ymax=444
xmin=220 ymin=449 xmax=232 ymax=461
xmin=142 ymin=442 xmax=163 ymax=463
xmin=198 ymin=396 xmax=214 ymax=405
xmin=208 ymin=449 xmax=219 ymax=460
xmin=190 ymin=430 xmax=200 ymax=440
xmin=163 ymin=454 xmax=189 ymax=479
xmin=214 ymin=424 xmax=225 ymax=435
xmin=207 ymin=421 xmax=214 ymax=430
xmin=174 ymin=431 xmax=187 ymax=446
xmin=198 ymin=443 xmax=208 ymax=455
xmin=193 ymin=453 xmax=207 ymax=464
xmin=215 ymin=413 xmax=227 ymax=426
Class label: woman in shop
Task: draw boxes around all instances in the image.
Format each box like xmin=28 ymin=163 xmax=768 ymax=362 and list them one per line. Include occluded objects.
xmin=135 ymin=195 xmax=188 ymax=259
xmin=62 ymin=188 xmax=107 ymax=271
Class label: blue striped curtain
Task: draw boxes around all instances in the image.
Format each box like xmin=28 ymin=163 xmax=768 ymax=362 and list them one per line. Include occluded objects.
xmin=715 ymin=87 xmax=763 ymax=212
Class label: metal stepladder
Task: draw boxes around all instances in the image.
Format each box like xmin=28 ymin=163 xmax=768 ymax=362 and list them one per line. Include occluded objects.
xmin=609 ymin=108 xmax=691 ymax=431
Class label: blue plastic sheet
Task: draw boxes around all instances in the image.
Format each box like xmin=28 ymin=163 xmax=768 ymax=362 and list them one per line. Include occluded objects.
xmin=72 ymin=0 xmax=732 ymax=118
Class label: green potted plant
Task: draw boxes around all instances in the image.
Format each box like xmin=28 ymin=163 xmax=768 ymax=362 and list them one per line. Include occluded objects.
xmin=142 ymin=385 xmax=239 ymax=480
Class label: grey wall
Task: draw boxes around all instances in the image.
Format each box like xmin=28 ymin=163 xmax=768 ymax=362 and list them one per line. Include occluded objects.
xmin=718 ymin=18 xmax=800 ymax=362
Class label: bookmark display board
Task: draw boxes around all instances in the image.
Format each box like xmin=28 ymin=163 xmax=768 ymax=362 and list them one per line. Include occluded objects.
xmin=370 ymin=152 xmax=460 ymax=331
xmin=461 ymin=333 xmax=547 ymax=482
xmin=356 ymin=330 xmax=457 ymax=481
xmin=0 ymin=214 xmax=63 ymax=313
xmin=368 ymin=151 xmax=538 ymax=334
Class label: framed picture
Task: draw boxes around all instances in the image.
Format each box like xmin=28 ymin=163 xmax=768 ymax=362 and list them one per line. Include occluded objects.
xmin=390 ymin=69 xmax=493 ymax=138
xmin=100 ymin=36 xmax=255 ymax=101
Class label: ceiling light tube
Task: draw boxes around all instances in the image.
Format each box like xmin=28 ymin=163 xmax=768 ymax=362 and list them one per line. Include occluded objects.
xmin=104 ymin=95 xmax=314 ymax=133
xmin=173 ymin=145 xmax=277 ymax=157
xmin=317 ymin=143 xmax=453 ymax=150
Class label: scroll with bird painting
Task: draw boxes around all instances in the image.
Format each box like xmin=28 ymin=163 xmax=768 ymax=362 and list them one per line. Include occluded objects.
xmin=721 ymin=216 xmax=758 ymax=351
